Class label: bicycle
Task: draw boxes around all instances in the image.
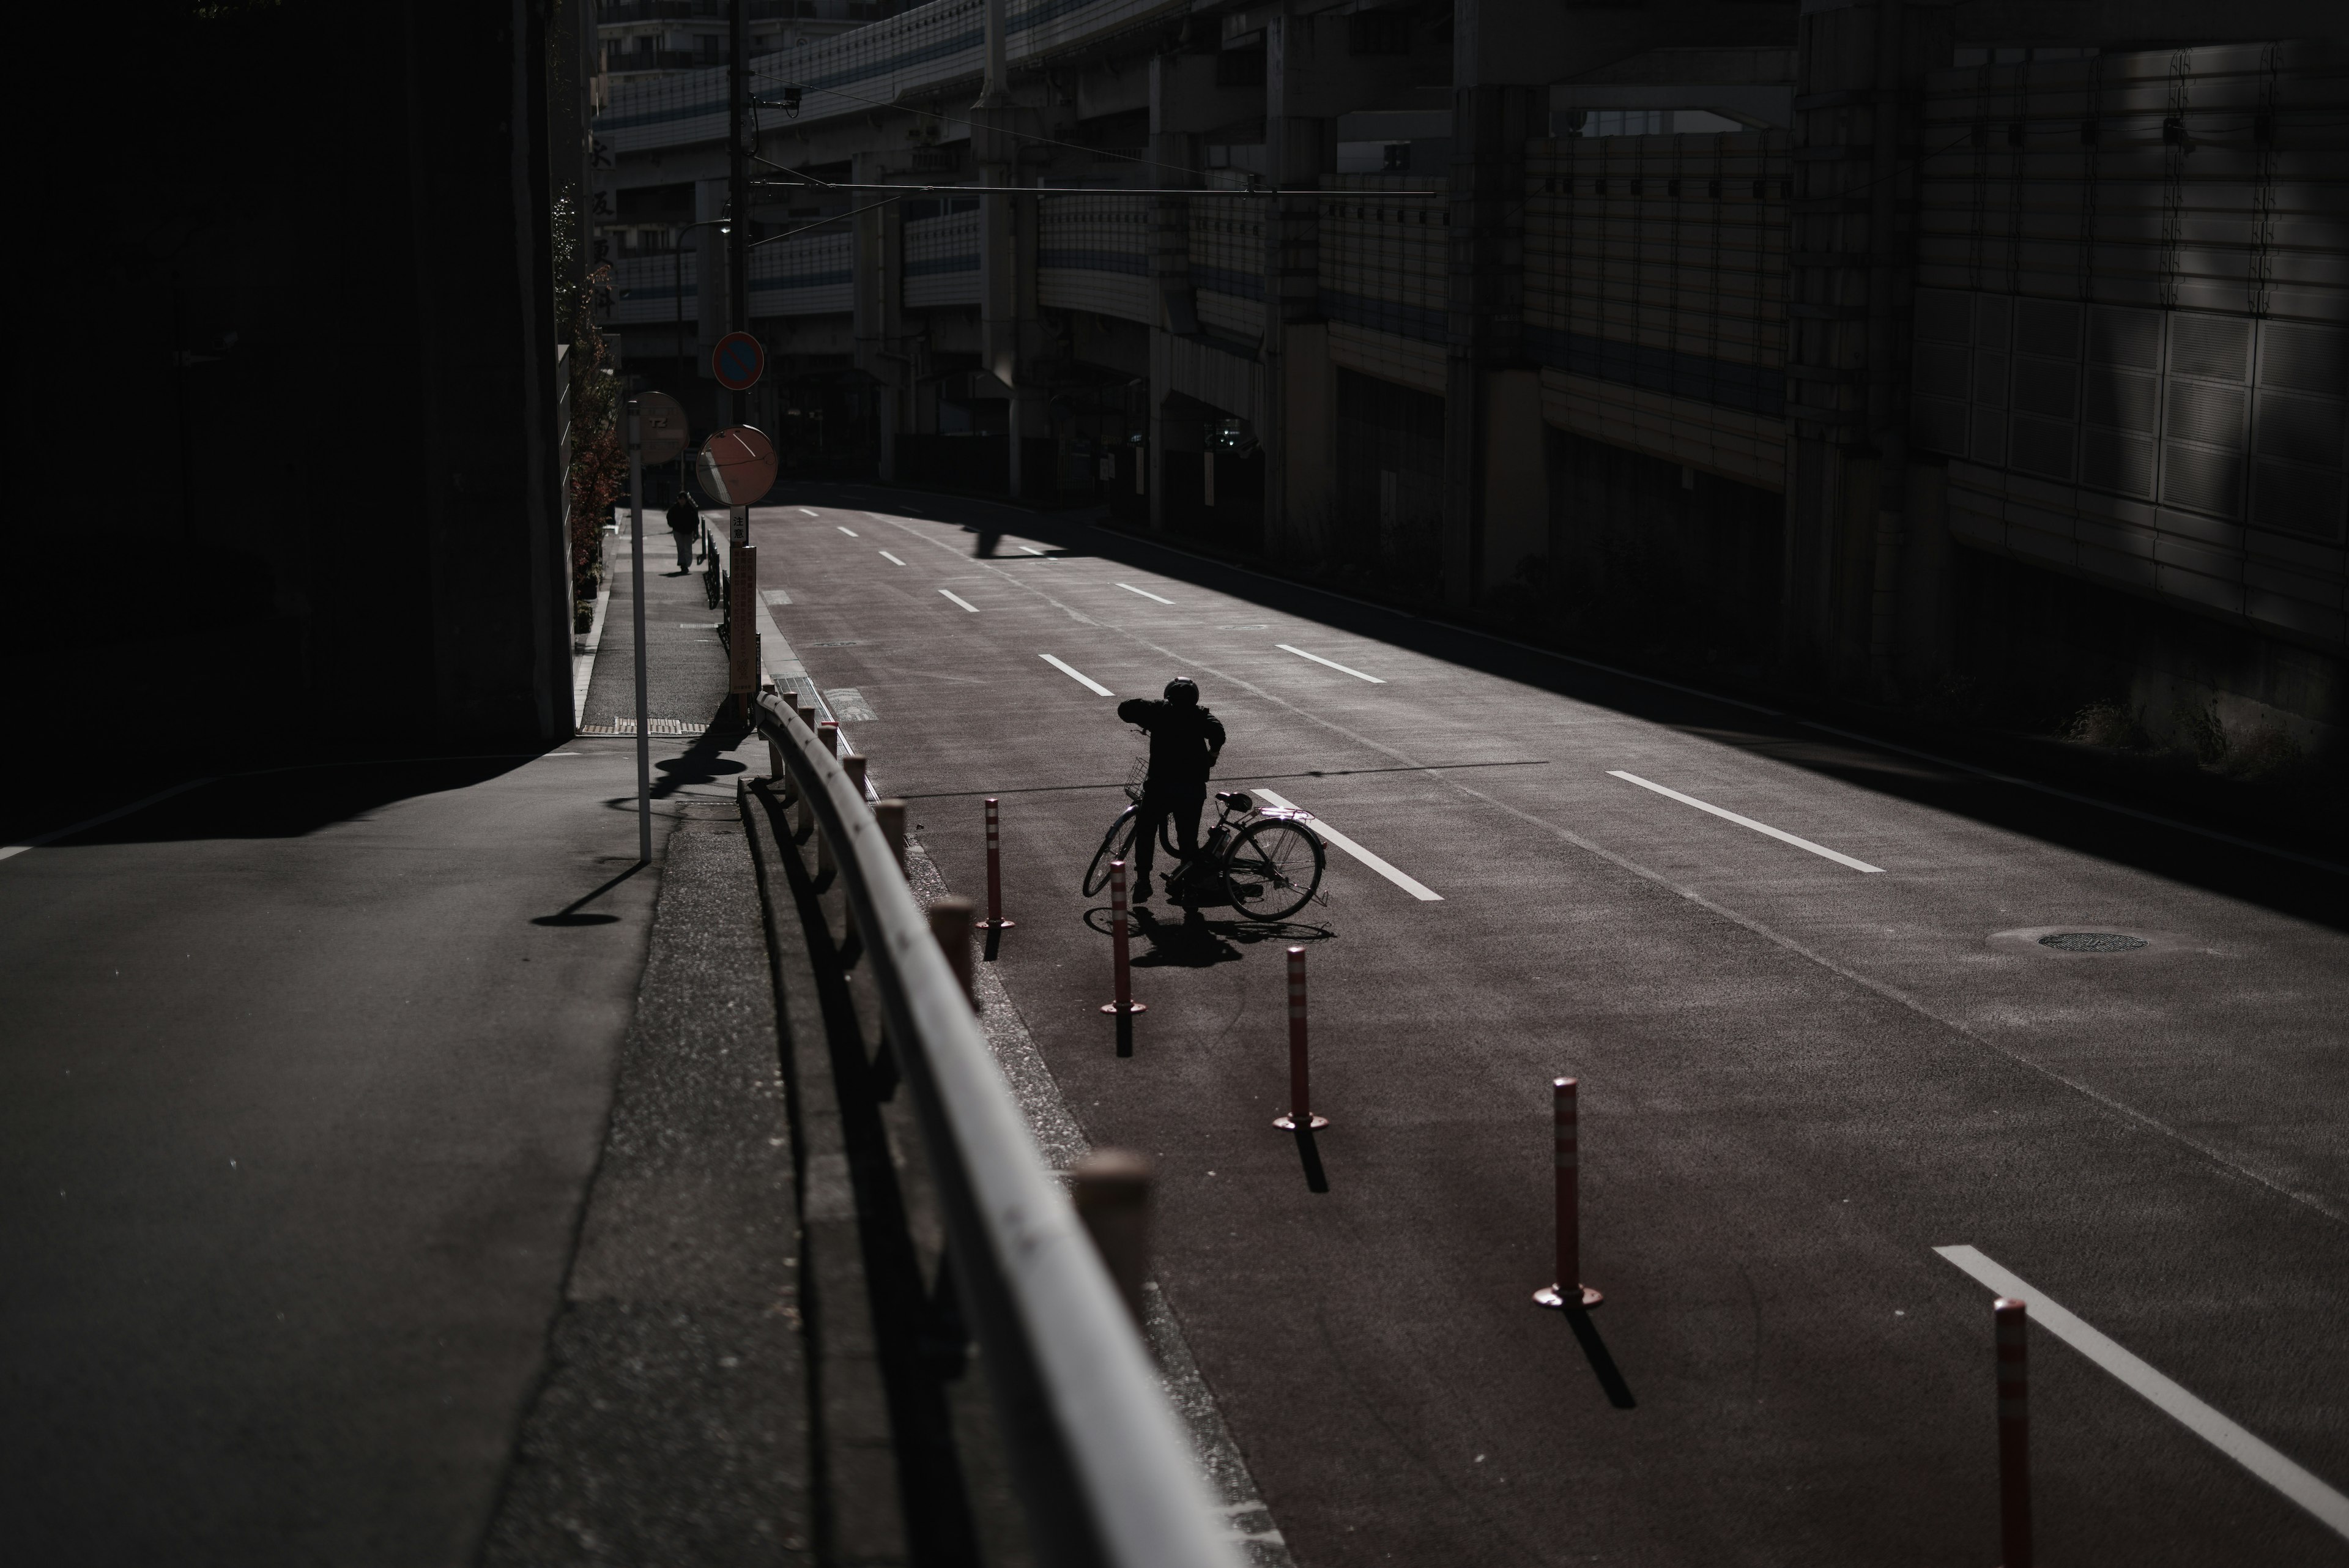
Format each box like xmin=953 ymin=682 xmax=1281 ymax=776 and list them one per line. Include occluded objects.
xmin=1082 ymin=788 xmax=1327 ymax=921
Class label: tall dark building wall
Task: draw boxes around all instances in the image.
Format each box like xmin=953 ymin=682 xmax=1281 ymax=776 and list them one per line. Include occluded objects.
xmin=12 ymin=1 xmax=577 ymax=748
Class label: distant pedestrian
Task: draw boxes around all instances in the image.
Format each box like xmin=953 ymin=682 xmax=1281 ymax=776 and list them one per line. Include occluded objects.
xmin=1114 ymin=677 xmax=1225 ymax=901
xmin=664 ymin=491 xmax=701 ymax=574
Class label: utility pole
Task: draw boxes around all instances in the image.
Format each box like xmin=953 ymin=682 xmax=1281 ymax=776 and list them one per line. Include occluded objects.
xmin=976 ymin=0 xmax=1019 ymax=497
xmin=728 ymin=0 xmax=751 ymax=426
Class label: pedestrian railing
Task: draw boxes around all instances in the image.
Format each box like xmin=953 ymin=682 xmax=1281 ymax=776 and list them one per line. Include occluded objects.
xmin=751 ymin=691 xmax=1242 ymax=1568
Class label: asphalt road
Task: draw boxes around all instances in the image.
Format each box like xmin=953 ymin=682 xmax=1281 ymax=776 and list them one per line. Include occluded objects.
xmin=751 ymin=484 xmax=2349 ymax=1568
xmin=0 ymin=526 xmax=759 ymax=1562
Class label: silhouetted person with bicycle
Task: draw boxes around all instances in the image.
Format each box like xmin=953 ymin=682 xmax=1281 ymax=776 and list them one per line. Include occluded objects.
xmin=1116 ymin=677 xmax=1225 ymax=902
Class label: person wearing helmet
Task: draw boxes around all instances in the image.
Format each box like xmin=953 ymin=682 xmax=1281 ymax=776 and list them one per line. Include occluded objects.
xmin=1114 ymin=677 xmax=1226 ymax=901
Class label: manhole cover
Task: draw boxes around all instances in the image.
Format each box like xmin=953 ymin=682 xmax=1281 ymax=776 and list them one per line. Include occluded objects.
xmin=2039 ymin=932 xmax=2148 ymax=953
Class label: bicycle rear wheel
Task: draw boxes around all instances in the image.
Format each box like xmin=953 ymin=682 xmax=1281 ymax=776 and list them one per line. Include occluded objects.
xmin=1083 ymin=808 xmax=1141 ymax=897
xmin=1223 ymin=819 xmax=1324 ymax=921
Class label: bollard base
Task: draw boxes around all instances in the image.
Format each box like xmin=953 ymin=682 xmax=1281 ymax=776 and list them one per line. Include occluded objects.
xmin=1100 ymin=1000 xmax=1148 ymax=1014
xmin=1273 ymin=1113 xmax=1329 ymax=1131
xmin=977 ymin=918 xmax=1017 ymax=931
xmin=1534 ymin=1284 xmax=1604 ymax=1310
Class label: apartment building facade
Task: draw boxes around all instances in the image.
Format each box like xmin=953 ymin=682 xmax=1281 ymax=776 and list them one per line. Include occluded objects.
xmin=593 ymin=0 xmax=2347 ymax=751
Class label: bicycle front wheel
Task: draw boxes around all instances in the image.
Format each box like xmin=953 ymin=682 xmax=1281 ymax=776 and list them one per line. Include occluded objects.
xmin=1223 ymin=819 xmax=1324 ymax=921
xmin=1083 ymin=807 xmax=1141 ymax=897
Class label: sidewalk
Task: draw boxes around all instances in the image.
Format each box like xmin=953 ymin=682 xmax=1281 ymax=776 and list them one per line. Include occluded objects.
xmin=0 ymin=515 xmax=771 ymax=1563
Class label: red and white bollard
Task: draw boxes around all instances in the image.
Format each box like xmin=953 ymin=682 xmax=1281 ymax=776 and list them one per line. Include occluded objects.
xmin=1099 ymin=858 xmax=1146 ymax=1016
xmin=1272 ymin=946 xmax=1326 ymax=1131
xmin=1533 ymin=1077 xmax=1602 ymax=1310
xmin=976 ymin=796 xmax=1014 ymax=931
xmin=1995 ymin=1297 xmax=2033 ymax=1568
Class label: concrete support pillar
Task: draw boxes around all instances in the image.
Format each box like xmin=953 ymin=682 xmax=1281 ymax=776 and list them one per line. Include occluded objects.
xmin=1262 ymin=6 xmax=1333 ymax=563
xmin=852 ymin=150 xmax=904 ymax=481
xmin=1146 ymin=59 xmax=1201 ymax=532
xmin=1482 ymin=368 xmax=1547 ymax=592
xmin=976 ymin=0 xmax=1025 ymax=496
xmin=1439 ymin=83 xmax=1542 ymax=608
xmin=879 ymin=191 xmax=906 ymax=479
xmin=1781 ymin=0 xmax=1942 ymax=690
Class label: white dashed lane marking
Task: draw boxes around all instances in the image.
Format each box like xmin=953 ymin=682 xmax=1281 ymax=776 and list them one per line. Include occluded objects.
xmin=1607 ymin=770 xmax=1885 ymax=874
xmin=879 ymin=550 xmax=905 ymax=565
xmin=939 ymin=589 xmax=979 ymax=612
xmin=1277 ymin=644 xmax=1385 ymax=684
xmin=1040 ymin=655 xmax=1115 ymax=696
xmin=1118 ymin=583 xmax=1174 ymax=604
xmin=837 ymin=525 xmax=859 ymax=537
xmin=1251 ymin=790 xmax=1441 ymax=902
xmin=1936 ymin=1246 xmax=2349 ymax=1545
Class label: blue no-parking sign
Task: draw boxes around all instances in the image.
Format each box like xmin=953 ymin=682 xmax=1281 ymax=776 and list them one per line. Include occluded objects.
xmin=711 ymin=331 xmax=763 ymax=392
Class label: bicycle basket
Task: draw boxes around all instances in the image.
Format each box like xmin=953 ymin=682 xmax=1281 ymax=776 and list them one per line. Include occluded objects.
xmin=1122 ymin=750 xmax=1150 ymax=804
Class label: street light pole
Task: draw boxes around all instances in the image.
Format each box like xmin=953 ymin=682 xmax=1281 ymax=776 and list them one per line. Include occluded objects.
xmin=670 ymin=215 xmax=731 ymax=516
xmin=670 ymin=216 xmax=733 ymax=377
xmin=626 ymin=398 xmax=651 ymax=863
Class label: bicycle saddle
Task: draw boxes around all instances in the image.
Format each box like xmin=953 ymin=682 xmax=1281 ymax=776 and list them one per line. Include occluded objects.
xmin=1214 ymin=790 xmax=1254 ymax=811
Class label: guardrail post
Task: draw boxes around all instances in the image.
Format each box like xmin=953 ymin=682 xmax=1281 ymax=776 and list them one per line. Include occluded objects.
xmin=1073 ymin=1149 xmax=1152 ymax=1331
xmin=1996 ymin=1298 xmax=2032 ymax=1568
xmin=815 ymin=723 xmax=842 ymax=876
xmin=790 ymin=698 xmax=816 ymax=818
xmin=762 ymin=683 xmax=786 ymax=783
xmin=1101 ymin=858 xmax=1145 ymax=1018
xmin=1534 ymin=1077 xmax=1602 ymax=1311
xmin=929 ymin=897 xmax=976 ymax=1007
xmin=875 ymin=799 xmax=908 ymax=879
xmin=976 ymin=795 xmax=1014 ymax=931
xmin=1272 ymin=946 xmax=1326 ymax=1131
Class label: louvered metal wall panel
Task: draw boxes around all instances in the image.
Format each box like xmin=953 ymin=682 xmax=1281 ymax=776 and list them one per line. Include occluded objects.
xmin=1913 ymin=42 xmax=2347 ymax=647
xmin=1523 ymin=132 xmax=1791 ymax=483
xmin=1539 ymin=374 xmax=1789 ymax=492
xmin=1317 ymin=174 xmax=1448 ymax=346
xmin=1165 ymin=332 xmax=1260 ymax=423
xmin=1524 ymin=135 xmax=1791 ymax=391
xmin=1038 ymin=193 xmax=1156 ymax=325
xmin=904 ymin=208 xmax=981 ymax=309
xmin=596 ymin=0 xmax=1189 ymax=153
xmin=1189 ymin=174 xmax=1265 ymax=341
xmin=755 ymin=231 xmax=855 ymax=317
xmin=1327 ymin=321 xmax=1446 ymax=396
xmin=606 ymin=251 xmax=698 ymax=327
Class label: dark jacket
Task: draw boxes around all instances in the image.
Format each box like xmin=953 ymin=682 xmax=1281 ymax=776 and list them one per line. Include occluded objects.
xmin=665 ymin=495 xmax=701 ymax=535
xmin=1116 ymin=698 xmax=1225 ymax=788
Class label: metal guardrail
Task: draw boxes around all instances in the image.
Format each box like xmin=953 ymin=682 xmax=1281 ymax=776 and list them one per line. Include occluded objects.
xmin=751 ymin=691 xmax=1241 ymax=1568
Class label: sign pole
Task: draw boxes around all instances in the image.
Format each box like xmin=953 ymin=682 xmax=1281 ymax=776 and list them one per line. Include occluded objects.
xmin=729 ymin=506 xmax=754 ymax=722
xmin=627 ymin=399 xmax=651 ymax=864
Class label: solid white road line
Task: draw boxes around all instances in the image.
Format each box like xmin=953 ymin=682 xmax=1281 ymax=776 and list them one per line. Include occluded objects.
xmin=1607 ymin=770 xmax=1885 ymax=874
xmin=1252 ymin=789 xmax=1441 ymax=901
xmin=800 ymin=507 xmax=821 ymax=517
xmin=1277 ymin=644 xmax=1386 ymax=684
xmin=1118 ymin=582 xmax=1174 ymax=604
xmin=1040 ymin=655 xmax=1115 ymax=696
xmin=878 ymin=549 xmax=906 ymax=565
xmin=1 ymin=779 xmax=218 ymax=864
xmin=837 ymin=524 xmax=860 ymax=537
xmin=1935 ymin=1246 xmax=2349 ymax=1543
xmin=939 ymin=589 xmax=979 ymax=612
